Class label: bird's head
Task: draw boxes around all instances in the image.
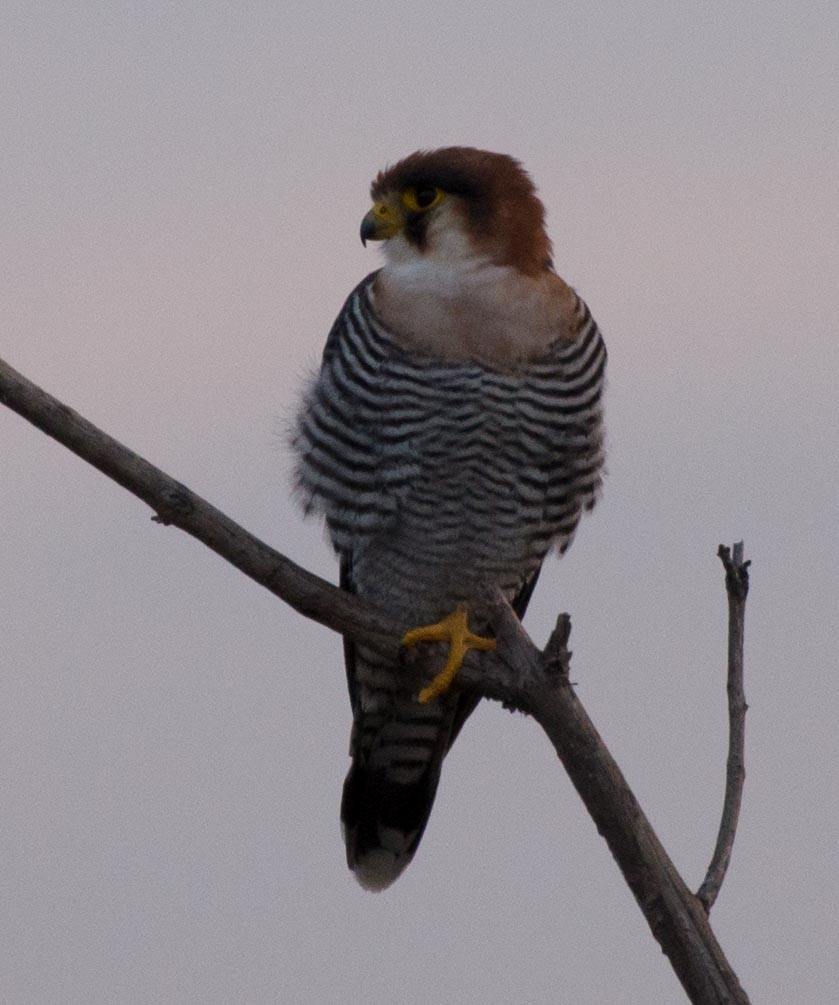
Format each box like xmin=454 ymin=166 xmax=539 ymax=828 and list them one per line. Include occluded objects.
xmin=360 ymin=147 xmax=553 ymax=277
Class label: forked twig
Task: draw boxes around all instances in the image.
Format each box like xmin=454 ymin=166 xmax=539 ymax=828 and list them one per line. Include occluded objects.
xmin=697 ymin=543 xmax=750 ymax=912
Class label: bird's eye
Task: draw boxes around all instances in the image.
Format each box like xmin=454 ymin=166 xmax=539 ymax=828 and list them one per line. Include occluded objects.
xmin=414 ymin=187 xmax=438 ymax=208
xmin=402 ymin=186 xmax=445 ymax=212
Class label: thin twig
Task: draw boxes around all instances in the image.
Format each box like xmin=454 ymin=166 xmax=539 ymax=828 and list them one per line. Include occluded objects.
xmin=697 ymin=543 xmax=750 ymax=912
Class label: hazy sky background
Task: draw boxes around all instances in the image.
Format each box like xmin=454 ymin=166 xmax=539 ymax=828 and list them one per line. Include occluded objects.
xmin=2 ymin=3 xmax=837 ymax=1002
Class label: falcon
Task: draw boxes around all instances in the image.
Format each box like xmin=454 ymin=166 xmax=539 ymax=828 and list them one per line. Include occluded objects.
xmin=293 ymin=147 xmax=606 ymax=890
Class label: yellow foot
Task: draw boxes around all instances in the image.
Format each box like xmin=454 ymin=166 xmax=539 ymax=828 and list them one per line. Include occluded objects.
xmin=402 ymin=607 xmax=496 ymax=704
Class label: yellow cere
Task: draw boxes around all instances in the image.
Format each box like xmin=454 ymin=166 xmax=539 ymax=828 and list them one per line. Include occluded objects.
xmin=401 ymin=186 xmax=446 ymax=213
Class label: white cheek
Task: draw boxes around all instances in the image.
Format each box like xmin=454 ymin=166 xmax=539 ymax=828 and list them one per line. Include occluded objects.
xmin=382 ymin=208 xmax=494 ymax=298
xmin=424 ymin=210 xmax=477 ymax=262
xmin=381 ymin=203 xmax=481 ymax=268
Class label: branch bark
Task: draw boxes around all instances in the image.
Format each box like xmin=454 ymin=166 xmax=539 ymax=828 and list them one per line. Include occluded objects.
xmin=0 ymin=354 xmax=750 ymax=1004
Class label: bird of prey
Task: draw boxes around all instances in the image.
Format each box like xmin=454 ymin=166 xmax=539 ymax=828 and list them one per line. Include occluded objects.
xmin=293 ymin=147 xmax=606 ymax=890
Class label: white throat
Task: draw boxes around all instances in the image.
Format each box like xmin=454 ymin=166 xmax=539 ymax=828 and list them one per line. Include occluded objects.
xmin=374 ymin=213 xmax=574 ymax=370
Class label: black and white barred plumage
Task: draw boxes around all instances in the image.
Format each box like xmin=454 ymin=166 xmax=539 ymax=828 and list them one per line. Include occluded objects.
xmin=294 ymin=267 xmax=605 ymax=889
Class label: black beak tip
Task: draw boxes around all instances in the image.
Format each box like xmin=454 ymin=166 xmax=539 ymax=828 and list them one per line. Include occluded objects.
xmin=359 ymin=217 xmax=375 ymax=247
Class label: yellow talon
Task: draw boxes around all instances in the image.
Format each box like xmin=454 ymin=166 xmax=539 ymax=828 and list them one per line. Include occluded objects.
xmin=401 ymin=607 xmax=496 ymax=704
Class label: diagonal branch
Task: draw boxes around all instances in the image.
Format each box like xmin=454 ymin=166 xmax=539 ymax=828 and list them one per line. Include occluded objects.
xmin=697 ymin=543 xmax=750 ymax=911
xmin=0 ymin=353 xmax=750 ymax=1004
xmin=0 ymin=355 xmax=397 ymax=653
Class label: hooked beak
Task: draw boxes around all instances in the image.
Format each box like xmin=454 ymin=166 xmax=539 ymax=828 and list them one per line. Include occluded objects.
xmin=360 ymin=201 xmax=402 ymax=245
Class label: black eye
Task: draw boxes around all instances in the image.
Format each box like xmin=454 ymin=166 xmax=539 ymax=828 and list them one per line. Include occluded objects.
xmin=414 ymin=187 xmax=438 ymax=209
xmin=402 ymin=186 xmax=445 ymax=213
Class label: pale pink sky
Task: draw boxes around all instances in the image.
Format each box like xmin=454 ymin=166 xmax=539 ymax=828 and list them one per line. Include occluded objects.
xmin=2 ymin=4 xmax=838 ymax=1002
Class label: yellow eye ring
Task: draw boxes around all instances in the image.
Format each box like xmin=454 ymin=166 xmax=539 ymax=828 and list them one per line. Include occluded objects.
xmin=402 ymin=186 xmax=445 ymax=213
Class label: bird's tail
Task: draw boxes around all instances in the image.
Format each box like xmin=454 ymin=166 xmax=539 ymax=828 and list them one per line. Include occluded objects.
xmin=340 ymin=701 xmax=453 ymax=891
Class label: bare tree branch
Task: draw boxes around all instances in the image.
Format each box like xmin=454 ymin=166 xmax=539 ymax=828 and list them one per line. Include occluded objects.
xmin=0 ymin=355 xmax=397 ymax=652
xmin=469 ymin=597 xmax=750 ymax=1004
xmin=0 ymin=353 xmax=751 ymax=1004
xmin=697 ymin=543 xmax=750 ymax=912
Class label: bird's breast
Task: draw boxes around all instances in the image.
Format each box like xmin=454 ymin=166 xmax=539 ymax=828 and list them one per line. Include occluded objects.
xmin=373 ymin=263 xmax=578 ymax=372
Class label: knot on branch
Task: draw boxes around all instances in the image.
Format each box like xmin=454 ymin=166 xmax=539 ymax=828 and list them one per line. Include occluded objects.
xmin=151 ymin=486 xmax=196 ymax=526
xmin=455 ymin=591 xmax=574 ymax=715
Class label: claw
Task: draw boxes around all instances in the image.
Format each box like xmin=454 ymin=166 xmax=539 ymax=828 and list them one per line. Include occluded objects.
xmin=402 ymin=607 xmax=496 ymax=704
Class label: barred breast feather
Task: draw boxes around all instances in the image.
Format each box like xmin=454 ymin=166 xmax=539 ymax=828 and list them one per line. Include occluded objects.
xmin=292 ymin=269 xmax=606 ymax=890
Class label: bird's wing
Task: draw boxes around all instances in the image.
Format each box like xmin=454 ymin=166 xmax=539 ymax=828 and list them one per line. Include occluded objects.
xmin=340 ymin=552 xmax=361 ymax=716
xmin=321 ymin=270 xmax=381 ymax=364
